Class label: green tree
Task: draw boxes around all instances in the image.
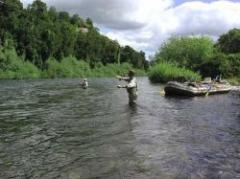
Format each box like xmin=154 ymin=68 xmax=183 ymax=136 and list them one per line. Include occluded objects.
xmin=154 ymin=36 xmax=215 ymax=71
xmin=217 ymin=28 xmax=240 ymax=54
xmin=0 ymin=0 xmax=23 ymax=44
xmin=0 ymin=0 xmax=147 ymax=74
xmin=200 ymin=52 xmax=231 ymax=78
xmin=227 ymin=53 xmax=240 ymax=77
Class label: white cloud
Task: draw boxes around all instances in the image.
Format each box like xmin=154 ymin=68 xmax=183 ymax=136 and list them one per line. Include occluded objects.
xmin=20 ymin=0 xmax=240 ymax=58
xmin=173 ymin=1 xmax=240 ymax=36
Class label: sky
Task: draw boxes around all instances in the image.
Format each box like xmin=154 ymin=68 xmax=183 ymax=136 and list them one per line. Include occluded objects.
xmin=20 ymin=0 xmax=240 ymax=58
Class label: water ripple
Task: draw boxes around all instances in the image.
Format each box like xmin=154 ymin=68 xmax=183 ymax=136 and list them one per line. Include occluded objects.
xmin=0 ymin=78 xmax=239 ymax=178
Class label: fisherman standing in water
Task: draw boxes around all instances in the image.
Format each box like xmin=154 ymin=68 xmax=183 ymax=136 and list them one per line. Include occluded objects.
xmin=117 ymin=70 xmax=137 ymax=104
xmin=81 ymin=78 xmax=88 ymax=89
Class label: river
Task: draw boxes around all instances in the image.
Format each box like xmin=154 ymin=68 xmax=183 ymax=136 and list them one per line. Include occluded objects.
xmin=0 ymin=77 xmax=239 ymax=179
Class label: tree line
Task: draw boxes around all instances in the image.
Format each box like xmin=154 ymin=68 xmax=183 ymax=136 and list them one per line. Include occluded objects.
xmin=152 ymin=28 xmax=240 ymax=81
xmin=0 ymin=0 xmax=148 ymax=78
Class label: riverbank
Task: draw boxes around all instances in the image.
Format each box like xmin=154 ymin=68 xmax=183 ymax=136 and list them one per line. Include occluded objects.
xmin=148 ymin=62 xmax=240 ymax=85
xmin=0 ymin=35 xmax=147 ymax=80
xmin=0 ymin=49 xmax=146 ymax=80
xmin=43 ymin=58 xmax=146 ymax=78
xmin=228 ymin=77 xmax=240 ymax=85
xmin=148 ymin=63 xmax=201 ymax=83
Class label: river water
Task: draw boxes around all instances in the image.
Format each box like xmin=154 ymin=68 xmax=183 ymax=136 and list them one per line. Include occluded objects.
xmin=0 ymin=77 xmax=239 ymax=179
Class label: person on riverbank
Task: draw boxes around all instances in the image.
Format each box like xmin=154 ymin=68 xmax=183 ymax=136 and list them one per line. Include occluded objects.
xmin=81 ymin=78 xmax=88 ymax=89
xmin=116 ymin=70 xmax=137 ymax=104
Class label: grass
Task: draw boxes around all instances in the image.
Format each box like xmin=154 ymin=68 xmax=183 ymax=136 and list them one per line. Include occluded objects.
xmin=45 ymin=56 xmax=145 ymax=78
xmin=0 ymin=47 xmax=41 ymax=79
xmin=148 ymin=62 xmax=201 ymax=83
xmin=227 ymin=77 xmax=240 ymax=85
xmin=0 ymin=45 xmax=146 ymax=79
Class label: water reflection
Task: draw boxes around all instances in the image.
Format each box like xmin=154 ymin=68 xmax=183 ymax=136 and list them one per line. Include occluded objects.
xmin=0 ymin=78 xmax=239 ymax=178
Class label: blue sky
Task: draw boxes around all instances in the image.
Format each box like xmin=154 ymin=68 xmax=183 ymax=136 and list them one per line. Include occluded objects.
xmin=21 ymin=0 xmax=240 ymax=58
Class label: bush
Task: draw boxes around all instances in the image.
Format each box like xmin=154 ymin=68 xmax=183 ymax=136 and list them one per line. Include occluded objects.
xmin=149 ymin=63 xmax=201 ymax=83
xmin=46 ymin=57 xmax=145 ymax=78
xmin=0 ymin=43 xmax=146 ymax=79
xmin=200 ymin=53 xmax=240 ymax=78
xmin=0 ymin=46 xmax=41 ymax=79
xmin=227 ymin=53 xmax=240 ymax=77
xmin=217 ymin=28 xmax=240 ymax=54
xmin=154 ymin=36 xmax=215 ymax=71
xmin=46 ymin=56 xmax=91 ymax=78
xmin=200 ymin=52 xmax=230 ymax=78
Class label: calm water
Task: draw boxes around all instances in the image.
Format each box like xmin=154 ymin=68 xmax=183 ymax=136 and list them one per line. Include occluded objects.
xmin=0 ymin=78 xmax=239 ymax=179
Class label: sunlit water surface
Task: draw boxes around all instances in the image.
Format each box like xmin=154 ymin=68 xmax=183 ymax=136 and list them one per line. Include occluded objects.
xmin=0 ymin=78 xmax=239 ymax=179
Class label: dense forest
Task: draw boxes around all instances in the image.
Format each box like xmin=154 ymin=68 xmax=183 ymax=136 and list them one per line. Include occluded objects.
xmin=149 ymin=28 xmax=240 ymax=83
xmin=0 ymin=0 xmax=148 ymax=79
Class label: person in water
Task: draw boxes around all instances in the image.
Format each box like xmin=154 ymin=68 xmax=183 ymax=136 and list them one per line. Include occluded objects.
xmin=81 ymin=78 xmax=88 ymax=89
xmin=116 ymin=70 xmax=137 ymax=104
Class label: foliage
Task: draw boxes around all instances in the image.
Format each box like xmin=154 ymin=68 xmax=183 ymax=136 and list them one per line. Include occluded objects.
xmin=228 ymin=77 xmax=240 ymax=85
xmin=0 ymin=42 xmax=41 ymax=79
xmin=227 ymin=53 xmax=240 ymax=77
xmin=151 ymin=31 xmax=240 ymax=82
xmin=148 ymin=63 xmax=201 ymax=83
xmin=199 ymin=52 xmax=230 ymax=78
xmin=154 ymin=36 xmax=215 ymax=71
xmin=45 ymin=56 xmax=91 ymax=78
xmin=46 ymin=57 xmax=145 ymax=78
xmin=0 ymin=40 xmax=145 ymax=79
xmin=217 ymin=28 xmax=240 ymax=54
xmin=200 ymin=50 xmax=240 ymax=79
xmin=120 ymin=46 xmax=146 ymax=69
xmin=0 ymin=0 xmax=147 ymax=71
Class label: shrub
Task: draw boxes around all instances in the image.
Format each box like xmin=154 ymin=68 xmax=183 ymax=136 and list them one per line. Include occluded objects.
xmin=0 ymin=46 xmax=41 ymax=79
xmin=46 ymin=56 xmax=91 ymax=78
xmin=149 ymin=62 xmax=201 ymax=83
xmin=227 ymin=53 xmax=240 ymax=77
xmin=154 ymin=36 xmax=215 ymax=71
xmin=46 ymin=57 xmax=145 ymax=78
xmin=200 ymin=53 xmax=240 ymax=78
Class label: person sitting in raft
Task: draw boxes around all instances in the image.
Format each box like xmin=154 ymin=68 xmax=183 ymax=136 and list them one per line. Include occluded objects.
xmin=81 ymin=78 xmax=88 ymax=89
xmin=215 ymin=74 xmax=222 ymax=82
xmin=116 ymin=70 xmax=137 ymax=104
